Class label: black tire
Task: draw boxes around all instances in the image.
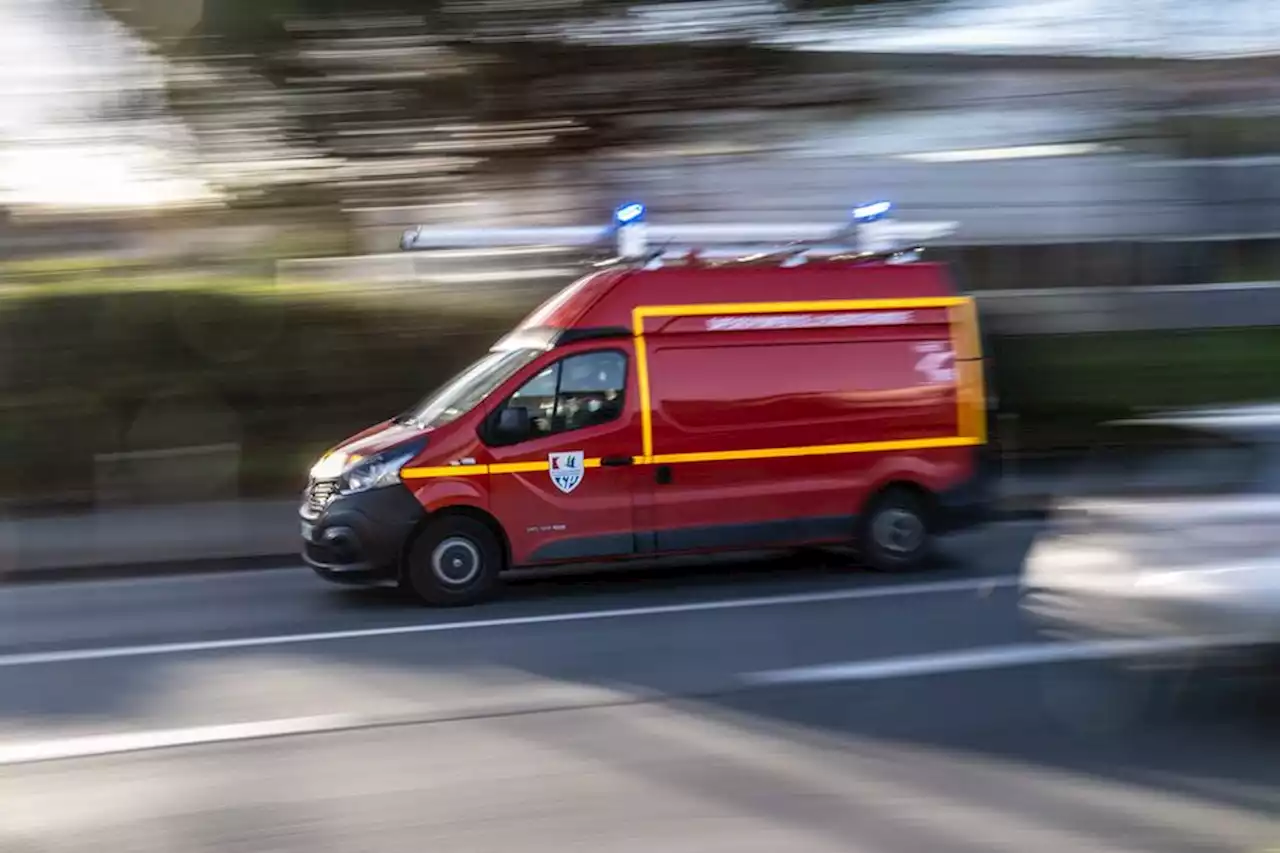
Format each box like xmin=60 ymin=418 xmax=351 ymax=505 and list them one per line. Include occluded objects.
xmin=859 ymin=486 xmax=934 ymax=572
xmin=403 ymin=516 xmax=504 ymax=607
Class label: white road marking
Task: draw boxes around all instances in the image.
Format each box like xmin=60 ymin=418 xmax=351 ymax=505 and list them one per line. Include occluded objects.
xmin=0 ymin=631 xmax=1259 ymax=767
xmin=1132 ymin=155 xmax=1280 ymax=168
xmin=6 ymin=564 xmax=305 ymax=591
xmin=743 ymin=635 xmax=1264 ymax=686
xmin=0 ymin=576 xmax=1016 ymax=669
xmin=898 ymin=142 xmax=1114 ymax=162
xmin=0 ymin=716 xmax=358 ymax=766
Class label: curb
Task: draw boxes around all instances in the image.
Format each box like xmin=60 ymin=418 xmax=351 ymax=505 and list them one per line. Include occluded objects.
xmin=0 ymin=509 xmax=1050 ymax=587
xmin=995 ymin=501 xmax=1052 ymax=521
xmin=0 ymin=553 xmax=301 ymax=586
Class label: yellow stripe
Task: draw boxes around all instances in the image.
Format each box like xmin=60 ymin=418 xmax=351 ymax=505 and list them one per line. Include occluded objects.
xmin=404 ymin=440 xmax=976 ymax=479
xmin=489 ymin=461 xmax=549 ymax=474
xmin=956 ymin=298 xmax=983 ymax=360
xmin=630 ymin=297 xmax=976 ymax=460
xmin=404 ymin=458 xmax=608 ymax=479
xmin=632 ymin=313 xmax=655 ymax=462
xmin=949 ymin=298 xmax=987 ymax=443
xmin=633 ymin=297 xmax=967 ymax=320
xmin=489 ymin=459 xmax=605 ymax=474
xmin=401 ymin=465 xmax=488 ymax=479
xmin=650 ymin=436 xmax=980 ymax=466
xmin=957 ymin=361 xmax=988 ymax=443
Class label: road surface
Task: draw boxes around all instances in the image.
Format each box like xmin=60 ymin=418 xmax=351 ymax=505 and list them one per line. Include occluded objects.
xmin=0 ymin=522 xmax=1275 ymax=853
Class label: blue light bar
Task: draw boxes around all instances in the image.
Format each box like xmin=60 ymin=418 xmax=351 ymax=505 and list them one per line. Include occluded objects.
xmin=852 ymin=200 xmax=893 ymax=223
xmin=614 ymin=202 xmax=646 ymax=226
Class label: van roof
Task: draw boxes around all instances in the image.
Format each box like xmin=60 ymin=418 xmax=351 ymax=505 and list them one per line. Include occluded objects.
xmin=514 ymin=260 xmax=958 ymax=335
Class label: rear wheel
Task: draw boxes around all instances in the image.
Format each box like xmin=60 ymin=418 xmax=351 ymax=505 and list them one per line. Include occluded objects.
xmin=403 ymin=516 xmax=503 ymax=606
xmin=860 ymin=486 xmax=934 ymax=572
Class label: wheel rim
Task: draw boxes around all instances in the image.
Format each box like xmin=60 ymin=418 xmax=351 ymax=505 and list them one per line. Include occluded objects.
xmin=431 ymin=537 xmax=482 ymax=586
xmin=873 ymin=507 xmax=925 ymax=555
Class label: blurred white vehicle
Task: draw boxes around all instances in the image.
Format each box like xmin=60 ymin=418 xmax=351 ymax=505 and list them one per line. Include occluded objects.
xmin=1020 ymin=405 xmax=1280 ymax=665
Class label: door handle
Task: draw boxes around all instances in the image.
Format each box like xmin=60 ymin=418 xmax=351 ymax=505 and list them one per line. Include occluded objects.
xmin=655 ymin=465 xmax=673 ymax=485
xmin=600 ymin=455 xmax=634 ymax=467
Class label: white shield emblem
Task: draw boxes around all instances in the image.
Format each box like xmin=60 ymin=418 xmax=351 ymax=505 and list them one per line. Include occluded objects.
xmin=548 ymin=451 xmax=585 ymax=494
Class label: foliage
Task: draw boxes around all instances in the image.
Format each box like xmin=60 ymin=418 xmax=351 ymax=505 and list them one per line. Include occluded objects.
xmin=0 ymin=284 xmax=524 ymax=506
xmin=132 ymin=0 xmax=945 ymax=44
xmin=2 ymin=279 xmax=1277 ymax=507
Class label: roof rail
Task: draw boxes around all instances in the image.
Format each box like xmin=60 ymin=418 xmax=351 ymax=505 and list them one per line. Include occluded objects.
xmin=400 ymin=202 xmax=958 ymax=265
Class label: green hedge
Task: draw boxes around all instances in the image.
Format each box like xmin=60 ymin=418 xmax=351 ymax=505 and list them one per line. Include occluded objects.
xmin=989 ymin=328 xmax=1280 ymax=453
xmin=0 ymin=287 xmax=525 ymax=506
xmin=1 ymin=286 xmax=1276 ymax=507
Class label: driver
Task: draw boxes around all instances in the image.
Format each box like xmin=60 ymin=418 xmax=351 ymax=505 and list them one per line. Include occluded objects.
xmin=558 ymin=356 xmax=624 ymax=429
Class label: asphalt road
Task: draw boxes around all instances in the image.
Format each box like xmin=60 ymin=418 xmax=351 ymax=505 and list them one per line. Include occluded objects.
xmin=0 ymin=522 xmax=1275 ymax=853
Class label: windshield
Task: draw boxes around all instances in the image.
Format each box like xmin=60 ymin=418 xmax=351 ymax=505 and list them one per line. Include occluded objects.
xmin=404 ymin=348 xmax=541 ymax=428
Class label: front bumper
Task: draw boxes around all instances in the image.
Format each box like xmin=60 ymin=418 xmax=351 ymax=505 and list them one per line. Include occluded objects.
xmin=301 ymin=483 xmax=427 ymax=585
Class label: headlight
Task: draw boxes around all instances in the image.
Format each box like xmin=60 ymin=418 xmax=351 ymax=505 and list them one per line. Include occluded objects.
xmin=338 ymin=442 xmax=424 ymax=496
xmin=309 ymin=438 xmax=426 ymax=497
xmin=310 ymin=451 xmax=354 ymax=480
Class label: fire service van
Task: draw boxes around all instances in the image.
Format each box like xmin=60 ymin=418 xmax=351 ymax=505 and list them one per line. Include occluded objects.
xmin=301 ymin=202 xmax=991 ymax=605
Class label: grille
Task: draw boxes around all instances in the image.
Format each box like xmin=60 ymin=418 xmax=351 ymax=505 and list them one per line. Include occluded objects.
xmin=305 ymin=479 xmax=339 ymax=516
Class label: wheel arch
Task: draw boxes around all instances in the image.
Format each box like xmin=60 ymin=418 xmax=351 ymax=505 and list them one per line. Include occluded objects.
xmin=863 ymin=478 xmax=939 ymax=528
xmin=400 ymin=504 xmax=511 ymax=581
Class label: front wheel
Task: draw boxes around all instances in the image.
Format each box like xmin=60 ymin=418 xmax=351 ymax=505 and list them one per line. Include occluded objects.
xmin=860 ymin=487 xmax=934 ymax=572
xmin=403 ymin=516 xmax=503 ymax=606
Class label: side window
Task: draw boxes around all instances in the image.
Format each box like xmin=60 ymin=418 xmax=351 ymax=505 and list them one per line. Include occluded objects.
xmin=503 ymin=350 xmax=627 ymax=440
xmin=510 ymin=363 xmax=560 ymax=430
xmin=557 ymin=350 xmax=627 ymax=432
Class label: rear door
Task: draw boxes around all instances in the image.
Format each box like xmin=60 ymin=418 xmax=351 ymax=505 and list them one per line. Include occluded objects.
xmin=484 ymin=344 xmax=644 ymax=565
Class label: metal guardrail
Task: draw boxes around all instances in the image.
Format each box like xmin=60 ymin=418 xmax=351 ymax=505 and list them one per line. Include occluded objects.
xmin=277 ymin=248 xmax=1280 ymax=336
xmin=973 ymin=281 xmax=1280 ymax=334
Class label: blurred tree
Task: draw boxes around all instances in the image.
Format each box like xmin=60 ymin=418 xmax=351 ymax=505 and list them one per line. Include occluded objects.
xmin=93 ymin=0 xmax=936 ymax=214
xmin=102 ymin=0 xmax=944 ymax=50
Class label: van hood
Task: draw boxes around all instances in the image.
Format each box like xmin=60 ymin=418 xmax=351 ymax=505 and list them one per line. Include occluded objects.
xmin=311 ymin=420 xmax=428 ymax=478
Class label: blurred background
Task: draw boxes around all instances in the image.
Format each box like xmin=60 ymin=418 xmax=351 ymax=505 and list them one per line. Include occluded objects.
xmin=2 ymin=0 xmax=1280 ymax=511
xmin=0 ymin=6 xmax=1278 ymax=851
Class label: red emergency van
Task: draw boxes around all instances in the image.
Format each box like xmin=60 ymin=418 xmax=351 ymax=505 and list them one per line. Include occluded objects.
xmin=301 ymin=206 xmax=991 ymax=605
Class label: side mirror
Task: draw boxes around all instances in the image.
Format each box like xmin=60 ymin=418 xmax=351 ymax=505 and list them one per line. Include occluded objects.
xmin=496 ymin=406 xmax=531 ymax=441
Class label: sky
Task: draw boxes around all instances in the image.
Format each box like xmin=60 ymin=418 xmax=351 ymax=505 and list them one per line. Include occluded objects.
xmin=0 ymin=0 xmax=216 ymax=211
xmin=780 ymin=0 xmax=1280 ymax=56
xmin=566 ymin=0 xmax=1280 ymax=56
xmin=0 ymin=0 xmax=1277 ymax=212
